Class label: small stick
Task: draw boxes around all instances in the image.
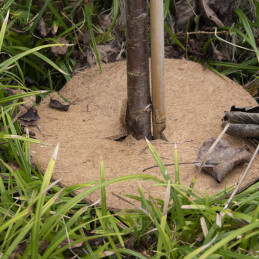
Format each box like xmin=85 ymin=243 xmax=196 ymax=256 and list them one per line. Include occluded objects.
xmin=143 ymin=161 xmax=219 ymax=172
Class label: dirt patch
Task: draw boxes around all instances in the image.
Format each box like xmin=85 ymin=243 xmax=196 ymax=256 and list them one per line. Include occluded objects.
xmin=30 ymin=59 xmax=259 ymax=210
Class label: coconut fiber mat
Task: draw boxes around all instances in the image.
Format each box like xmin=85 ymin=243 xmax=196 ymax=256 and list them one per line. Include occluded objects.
xmin=30 ymin=59 xmax=259 ymax=210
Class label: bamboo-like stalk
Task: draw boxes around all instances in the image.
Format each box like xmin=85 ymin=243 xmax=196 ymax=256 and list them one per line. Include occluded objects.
xmin=151 ymin=0 xmax=166 ymax=139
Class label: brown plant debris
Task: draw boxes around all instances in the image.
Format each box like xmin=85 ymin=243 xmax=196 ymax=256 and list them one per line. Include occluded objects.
xmin=86 ymin=40 xmax=122 ymax=67
xmin=49 ymin=98 xmax=70 ymax=111
xmin=19 ymin=108 xmax=40 ymax=127
xmin=51 ymin=37 xmax=69 ymax=57
xmin=197 ymin=138 xmax=252 ymax=182
xmin=6 ymin=88 xmax=36 ymax=117
xmin=175 ymin=0 xmax=234 ymax=31
xmin=175 ymin=0 xmax=197 ymax=32
xmin=223 ymin=105 xmax=259 ymax=139
xmin=223 ymin=123 xmax=259 ymax=138
xmin=97 ymin=13 xmax=112 ymax=31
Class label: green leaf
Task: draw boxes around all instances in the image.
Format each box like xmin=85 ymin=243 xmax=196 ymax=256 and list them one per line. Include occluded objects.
xmin=0 ymin=9 xmax=9 ymax=52
xmin=84 ymin=4 xmax=102 ymax=72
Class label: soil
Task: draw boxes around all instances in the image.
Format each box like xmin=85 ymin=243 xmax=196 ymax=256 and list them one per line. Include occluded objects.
xmin=30 ymin=59 xmax=259 ymax=210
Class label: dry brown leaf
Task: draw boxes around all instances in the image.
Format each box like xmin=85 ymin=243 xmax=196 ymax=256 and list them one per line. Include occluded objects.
xmin=175 ymin=0 xmax=197 ymax=32
xmin=19 ymin=108 xmax=40 ymax=127
xmin=164 ymin=45 xmax=184 ymax=59
xmin=6 ymin=88 xmax=36 ymax=116
xmin=86 ymin=40 xmax=122 ymax=67
xmin=51 ymin=37 xmax=69 ymax=57
xmin=223 ymin=105 xmax=259 ymax=138
xmin=197 ymin=137 xmax=252 ymax=182
xmin=199 ymin=0 xmax=235 ymax=27
xmin=224 ymin=111 xmax=259 ymax=124
xmin=81 ymin=30 xmax=91 ymax=45
xmin=212 ymin=45 xmax=230 ymax=61
xmin=49 ymin=98 xmax=70 ymax=111
xmin=97 ymin=13 xmax=112 ymax=31
xmin=223 ymin=123 xmax=259 ymax=138
xmin=199 ymin=0 xmax=224 ymax=27
xmin=36 ymin=17 xmax=49 ymax=37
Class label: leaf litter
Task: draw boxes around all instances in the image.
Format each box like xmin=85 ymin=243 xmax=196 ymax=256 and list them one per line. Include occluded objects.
xmin=196 ymin=137 xmax=252 ymax=183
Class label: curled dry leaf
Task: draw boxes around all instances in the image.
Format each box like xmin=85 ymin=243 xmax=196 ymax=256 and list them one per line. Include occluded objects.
xmin=175 ymin=0 xmax=197 ymax=32
xmin=212 ymin=45 xmax=230 ymax=61
xmin=199 ymin=0 xmax=224 ymax=27
xmin=199 ymin=0 xmax=234 ymax=27
xmin=49 ymin=98 xmax=70 ymax=111
xmin=196 ymin=137 xmax=252 ymax=182
xmin=6 ymin=88 xmax=36 ymax=116
xmin=224 ymin=111 xmax=259 ymax=124
xmin=97 ymin=13 xmax=112 ymax=31
xmin=223 ymin=122 xmax=259 ymax=138
xmin=81 ymin=30 xmax=91 ymax=45
xmin=175 ymin=0 xmax=234 ymax=31
xmin=51 ymin=37 xmax=69 ymax=57
xmin=164 ymin=45 xmax=184 ymax=59
xmin=86 ymin=40 xmax=122 ymax=67
xmin=223 ymin=105 xmax=259 ymax=138
xmin=19 ymin=108 xmax=40 ymax=127
xmin=36 ymin=17 xmax=48 ymax=37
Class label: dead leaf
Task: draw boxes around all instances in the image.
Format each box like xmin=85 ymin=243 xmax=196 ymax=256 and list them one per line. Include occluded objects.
xmin=58 ymin=238 xmax=83 ymax=249
xmin=223 ymin=122 xmax=259 ymax=138
xmin=6 ymin=88 xmax=36 ymax=116
xmin=51 ymin=37 xmax=69 ymax=57
xmin=175 ymin=0 xmax=197 ymax=32
xmin=97 ymin=13 xmax=112 ymax=31
xmin=199 ymin=0 xmax=223 ymax=27
xmin=249 ymin=88 xmax=258 ymax=97
xmin=86 ymin=40 xmax=122 ymax=67
xmin=224 ymin=111 xmax=259 ymax=124
xmin=36 ymin=17 xmax=49 ymax=37
xmin=229 ymin=105 xmax=259 ymax=114
xmin=19 ymin=108 xmax=40 ymax=127
xmin=81 ymin=30 xmax=91 ymax=45
xmin=223 ymin=106 xmax=259 ymax=138
xmin=199 ymin=0 xmax=234 ymax=27
xmin=165 ymin=45 xmax=184 ymax=59
xmin=197 ymin=137 xmax=252 ymax=182
xmin=212 ymin=45 xmax=230 ymax=61
xmin=49 ymin=98 xmax=70 ymax=111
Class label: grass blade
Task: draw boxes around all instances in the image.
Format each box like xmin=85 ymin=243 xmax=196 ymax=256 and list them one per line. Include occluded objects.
xmin=31 ymin=144 xmax=59 ymax=258
xmin=146 ymin=138 xmax=186 ymax=227
xmin=84 ymin=4 xmax=102 ymax=72
xmin=0 ymin=9 xmax=9 ymax=52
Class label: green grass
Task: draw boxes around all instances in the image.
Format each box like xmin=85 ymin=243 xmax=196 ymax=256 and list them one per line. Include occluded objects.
xmin=0 ymin=131 xmax=258 ymax=257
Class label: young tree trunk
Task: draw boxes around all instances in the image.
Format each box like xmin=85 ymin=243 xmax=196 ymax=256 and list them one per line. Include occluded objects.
xmin=125 ymin=0 xmax=152 ymax=140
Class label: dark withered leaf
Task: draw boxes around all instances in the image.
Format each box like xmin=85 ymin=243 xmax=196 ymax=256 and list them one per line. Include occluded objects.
xmin=223 ymin=105 xmax=259 ymax=138
xmin=224 ymin=111 xmax=259 ymax=124
xmin=224 ymin=123 xmax=259 ymax=138
xmin=175 ymin=0 xmax=197 ymax=32
xmin=49 ymin=98 xmax=70 ymax=111
xmin=86 ymin=40 xmax=122 ymax=67
xmin=36 ymin=17 xmax=48 ymax=37
xmin=51 ymin=37 xmax=69 ymax=57
xmin=19 ymin=109 xmax=39 ymax=127
xmin=164 ymin=45 xmax=184 ymax=59
xmin=19 ymin=120 xmax=37 ymax=127
xmin=197 ymin=137 xmax=252 ymax=182
xmin=19 ymin=109 xmax=40 ymax=121
xmin=230 ymin=105 xmax=259 ymax=113
xmin=97 ymin=13 xmax=112 ymax=31
xmin=199 ymin=0 xmax=234 ymax=27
